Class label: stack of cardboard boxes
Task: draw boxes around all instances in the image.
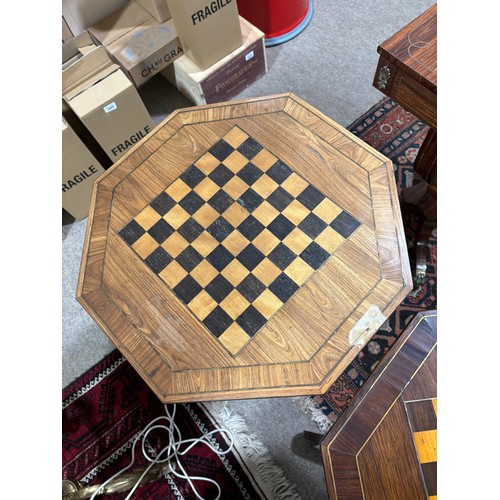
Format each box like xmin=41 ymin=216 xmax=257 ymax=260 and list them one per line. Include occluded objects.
xmin=163 ymin=0 xmax=267 ymax=105
xmin=62 ymin=30 xmax=154 ymax=220
xmin=62 ymin=0 xmax=268 ymax=221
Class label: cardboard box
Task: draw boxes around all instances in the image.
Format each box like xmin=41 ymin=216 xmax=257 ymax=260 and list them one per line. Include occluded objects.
xmin=166 ymin=0 xmax=242 ymax=70
xmin=62 ymin=16 xmax=74 ymax=43
xmin=88 ymin=1 xmax=182 ymax=86
xmin=138 ymin=0 xmax=171 ymax=21
xmin=62 ymin=119 xmax=106 ymax=220
xmin=162 ymin=17 xmax=266 ymax=105
xmin=62 ymin=0 xmax=131 ymax=37
xmin=62 ymin=33 xmax=154 ymax=161
xmin=62 ymin=98 xmax=113 ymax=170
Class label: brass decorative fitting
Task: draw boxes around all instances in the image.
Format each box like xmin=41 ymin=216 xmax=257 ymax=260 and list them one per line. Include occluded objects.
xmin=377 ymin=66 xmax=391 ymax=90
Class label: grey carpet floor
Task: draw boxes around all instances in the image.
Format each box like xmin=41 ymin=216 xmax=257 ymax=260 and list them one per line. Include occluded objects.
xmin=62 ymin=1 xmax=436 ymax=498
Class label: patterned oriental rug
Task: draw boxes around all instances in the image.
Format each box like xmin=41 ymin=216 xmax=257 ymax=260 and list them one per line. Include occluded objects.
xmin=294 ymin=97 xmax=437 ymax=431
xmin=62 ymin=349 xmax=302 ymax=500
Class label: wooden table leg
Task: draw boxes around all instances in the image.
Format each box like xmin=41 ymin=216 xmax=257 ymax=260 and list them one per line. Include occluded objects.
xmin=401 ymin=181 xmax=436 ymax=290
xmin=413 ymin=128 xmax=437 ymax=186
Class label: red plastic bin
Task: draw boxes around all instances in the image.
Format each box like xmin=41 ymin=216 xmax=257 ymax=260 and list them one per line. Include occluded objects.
xmin=236 ymin=0 xmax=313 ymax=46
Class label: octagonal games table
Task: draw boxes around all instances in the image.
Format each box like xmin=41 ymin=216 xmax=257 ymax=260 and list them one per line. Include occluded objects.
xmin=77 ymin=93 xmax=412 ymax=403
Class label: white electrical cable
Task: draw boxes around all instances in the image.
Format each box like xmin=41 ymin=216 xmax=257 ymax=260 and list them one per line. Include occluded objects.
xmin=89 ymin=403 xmax=235 ymax=500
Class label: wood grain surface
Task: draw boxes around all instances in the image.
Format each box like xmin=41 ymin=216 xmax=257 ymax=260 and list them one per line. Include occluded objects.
xmin=77 ymin=93 xmax=412 ymax=402
xmin=321 ymin=310 xmax=437 ymax=499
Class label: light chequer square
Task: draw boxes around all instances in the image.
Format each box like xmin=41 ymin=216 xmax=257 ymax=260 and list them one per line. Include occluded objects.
xmin=163 ymin=205 xmax=190 ymax=229
xmin=313 ymin=198 xmax=343 ymax=223
xmin=195 ymin=151 xmax=220 ymax=174
xmin=284 ymin=257 xmax=315 ymax=285
xmin=161 ymin=232 xmax=189 ymax=257
xmin=252 ymin=229 xmax=281 ymax=256
xmin=219 ymin=290 xmax=251 ymax=320
xmin=188 ymin=290 xmax=218 ymax=321
xmin=251 ymin=259 xmax=282 ymax=286
xmin=222 ymin=203 xmax=249 ymax=227
xmin=281 ymin=172 xmax=309 ymax=197
xmin=282 ymin=227 xmax=313 ymax=254
xmin=223 ymin=175 xmax=249 ymax=199
xmin=159 ymin=260 xmax=188 ymax=288
xmin=218 ymin=323 xmax=251 ymax=355
xmin=315 ymin=226 xmax=345 ymax=253
xmin=252 ymin=289 xmax=283 ymax=319
xmin=135 ymin=206 xmax=162 ymax=230
xmin=190 ymin=260 xmax=219 ymax=287
xmin=132 ymin=233 xmax=159 ymax=259
xmin=251 ymin=148 xmax=278 ymax=171
xmin=223 ymin=127 xmax=248 ymax=148
xmin=166 ymin=178 xmax=191 ymax=202
xmin=191 ymin=231 xmax=219 ymax=257
xmin=282 ymin=199 xmax=311 ymax=225
xmin=252 ymin=201 xmax=280 ymax=227
xmin=222 ymin=150 xmax=249 ymax=173
xmin=192 ymin=203 xmax=220 ymax=228
xmin=221 ymin=259 xmax=251 ymax=286
xmin=221 ymin=231 xmax=251 ymax=257
xmin=251 ymin=174 xmax=280 ymax=198
xmin=194 ymin=177 xmax=220 ymax=201
xmin=413 ymin=430 xmax=437 ymax=464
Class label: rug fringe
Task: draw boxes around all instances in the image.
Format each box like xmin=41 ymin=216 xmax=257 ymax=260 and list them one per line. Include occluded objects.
xmin=291 ymin=396 xmax=332 ymax=433
xmin=203 ymin=401 xmax=303 ymax=500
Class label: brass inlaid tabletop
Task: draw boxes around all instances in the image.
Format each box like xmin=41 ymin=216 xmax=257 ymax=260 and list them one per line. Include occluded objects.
xmin=77 ymin=94 xmax=412 ymax=403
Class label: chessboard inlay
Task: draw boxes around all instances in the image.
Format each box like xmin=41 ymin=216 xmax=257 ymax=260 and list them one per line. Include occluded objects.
xmin=118 ymin=126 xmax=361 ymax=355
xmin=405 ymin=398 xmax=438 ymax=499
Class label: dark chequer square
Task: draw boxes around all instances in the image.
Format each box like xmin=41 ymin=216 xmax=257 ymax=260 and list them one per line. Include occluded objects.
xmin=150 ymin=192 xmax=176 ymax=215
xmin=180 ymin=165 xmax=205 ymax=188
xmin=118 ymin=126 xmax=362 ymax=354
xmin=238 ymin=216 xmax=265 ymax=240
xmin=237 ymin=162 xmax=262 ymax=185
xmin=176 ymin=246 xmax=203 ymax=273
xmin=208 ymin=190 xmax=233 ymax=213
xmin=205 ymin=275 xmax=233 ymax=302
xmin=148 ymin=219 xmax=175 ymax=244
xmin=238 ymin=188 xmax=264 ymax=212
xmin=268 ymin=243 xmax=296 ymax=270
xmin=177 ymin=218 xmax=204 ymax=243
xmin=237 ymin=274 xmax=266 ymax=302
xmin=236 ymin=305 xmax=267 ymax=336
xmin=206 ymin=245 xmax=234 ymax=272
xmin=330 ymin=211 xmax=361 ymax=238
xmin=144 ymin=247 xmax=172 ymax=274
xmin=119 ymin=219 xmax=145 ymax=245
xmin=179 ymin=191 xmax=205 ymax=215
xmin=267 ymin=186 xmax=294 ymax=212
xmin=209 ymin=164 xmax=234 ymax=187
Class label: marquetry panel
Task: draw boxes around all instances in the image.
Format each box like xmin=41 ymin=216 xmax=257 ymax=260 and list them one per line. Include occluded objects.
xmin=321 ymin=311 xmax=437 ymax=499
xmin=77 ymin=94 xmax=412 ymax=402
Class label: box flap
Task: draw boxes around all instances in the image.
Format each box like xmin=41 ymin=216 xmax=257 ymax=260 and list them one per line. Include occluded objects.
xmin=88 ymin=1 xmax=152 ymax=46
xmin=64 ymin=64 xmax=122 ymax=101
xmin=62 ymin=46 xmax=115 ymax=95
xmin=137 ymin=0 xmax=171 ymax=22
xmin=62 ymin=30 xmax=95 ymax=63
xmin=67 ymin=68 xmax=133 ymax=118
